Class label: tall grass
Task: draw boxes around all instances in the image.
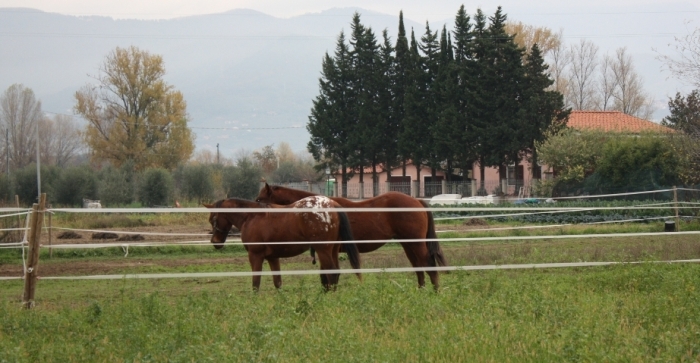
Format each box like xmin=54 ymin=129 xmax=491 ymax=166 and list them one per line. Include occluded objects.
xmin=1 ymin=263 xmax=699 ymax=362
xmin=49 ymin=210 xmax=204 ymax=230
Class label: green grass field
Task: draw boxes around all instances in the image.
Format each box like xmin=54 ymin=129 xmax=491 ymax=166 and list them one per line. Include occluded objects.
xmin=1 ymin=263 xmax=699 ymax=362
xmin=1 ymin=213 xmax=700 ymax=361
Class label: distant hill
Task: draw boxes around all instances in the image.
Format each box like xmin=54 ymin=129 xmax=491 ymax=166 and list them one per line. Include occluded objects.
xmin=0 ymin=7 xmax=426 ymax=155
xmin=0 ymin=4 xmax=696 ymax=155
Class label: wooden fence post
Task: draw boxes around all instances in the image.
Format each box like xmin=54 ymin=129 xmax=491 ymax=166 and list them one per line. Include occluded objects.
xmin=15 ymin=195 xmax=20 ymax=243
xmin=48 ymin=207 xmax=53 ymax=258
xmin=22 ymin=193 xmax=46 ymax=309
xmin=673 ymin=186 xmax=680 ymax=232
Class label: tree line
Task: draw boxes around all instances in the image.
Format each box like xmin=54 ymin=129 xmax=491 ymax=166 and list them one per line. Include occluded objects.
xmin=0 ymin=158 xmax=264 ymax=207
xmin=307 ymin=6 xmax=569 ymax=190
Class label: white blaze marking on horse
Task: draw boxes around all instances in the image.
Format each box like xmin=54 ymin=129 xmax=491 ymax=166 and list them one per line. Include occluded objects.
xmin=296 ymin=196 xmax=335 ymax=232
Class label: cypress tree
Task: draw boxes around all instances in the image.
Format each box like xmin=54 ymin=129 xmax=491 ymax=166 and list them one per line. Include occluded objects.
xmin=394 ymin=11 xmax=410 ymax=177
xmin=452 ymin=5 xmax=472 ymax=62
xmin=431 ymin=26 xmax=461 ymax=181
xmin=469 ymin=8 xmax=492 ymax=187
xmin=307 ymin=31 xmax=355 ymax=195
xmin=378 ymin=29 xmax=398 ymax=190
xmin=451 ymin=5 xmax=478 ymax=182
xmin=471 ymin=7 xmax=527 ymax=188
xmin=418 ymin=22 xmax=441 ymax=179
xmin=398 ymin=29 xmax=430 ymax=185
xmin=348 ymin=13 xmax=383 ymax=188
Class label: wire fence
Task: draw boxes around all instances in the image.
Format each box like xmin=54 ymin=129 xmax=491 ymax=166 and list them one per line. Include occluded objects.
xmin=1 ymin=188 xmax=699 ymax=285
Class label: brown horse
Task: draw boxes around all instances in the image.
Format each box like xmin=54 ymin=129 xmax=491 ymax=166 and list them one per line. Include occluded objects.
xmin=203 ymin=196 xmax=361 ymax=291
xmin=256 ymin=183 xmax=448 ymax=289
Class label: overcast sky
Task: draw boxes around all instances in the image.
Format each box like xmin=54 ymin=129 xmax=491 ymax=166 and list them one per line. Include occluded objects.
xmin=0 ymin=0 xmax=698 ymax=21
xmin=2 ymin=0 xmax=700 ymax=122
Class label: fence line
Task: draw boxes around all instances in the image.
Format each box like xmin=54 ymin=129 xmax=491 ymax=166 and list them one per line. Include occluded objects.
xmin=2 ymin=229 xmax=698 ymax=253
xmin=437 ymin=216 xmax=675 ymax=233
xmin=3 ymin=259 xmax=700 ymax=281
xmin=279 ymin=181 xmax=700 ymax=199
xmin=44 ymin=205 xmax=700 ymax=214
xmin=2 ymin=187 xmax=698 ymax=306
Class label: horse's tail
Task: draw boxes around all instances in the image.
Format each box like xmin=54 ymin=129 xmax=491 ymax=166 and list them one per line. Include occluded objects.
xmin=338 ymin=211 xmax=361 ymax=279
xmin=420 ymin=199 xmax=448 ymax=269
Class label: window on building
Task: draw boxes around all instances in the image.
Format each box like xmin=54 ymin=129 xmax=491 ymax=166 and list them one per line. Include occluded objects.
xmin=507 ymin=165 xmax=524 ymax=185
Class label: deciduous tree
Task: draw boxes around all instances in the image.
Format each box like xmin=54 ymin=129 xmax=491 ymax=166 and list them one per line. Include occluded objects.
xmin=656 ymin=23 xmax=700 ymax=87
xmin=609 ymin=47 xmax=654 ymax=119
xmin=505 ymin=21 xmax=562 ymax=57
xmin=74 ymin=46 xmax=194 ymax=170
xmin=567 ymin=39 xmax=599 ymax=110
xmin=0 ymin=84 xmax=42 ymax=170
xmin=39 ymin=114 xmax=84 ymax=167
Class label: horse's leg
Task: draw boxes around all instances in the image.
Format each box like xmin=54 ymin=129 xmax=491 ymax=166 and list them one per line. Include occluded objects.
xmin=399 ymin=242 xmax=426 ymax=288
xmin=425 ymin=256 xmax=441 ymax=291
xmin=316 ymin=247 xmax=339 ymax=290
xmin=332 ymin=244 xmax=340 ymax=275
xmin=410 ymin=242 xmax=440 ymax=290
xmin=267 ymin=257 xmax=282 ymax=289
xmin=248 ymin=253 xmax=265 ymax=291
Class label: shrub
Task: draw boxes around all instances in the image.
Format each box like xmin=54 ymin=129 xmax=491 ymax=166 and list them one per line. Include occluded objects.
xmin=54 ymin=166 xmax=98 ymax=206
xmin=222 ymin=157 xmax=263 ymax=200
xmin=14 ymin=163 xmax=60 ymax=205
xmin=97 ymin=163 xmax=136 ymax=206
xmin=137 ymin=168 xmax=174 ymax=207
xmin=173 ymin=164 xmax=215 ymax=202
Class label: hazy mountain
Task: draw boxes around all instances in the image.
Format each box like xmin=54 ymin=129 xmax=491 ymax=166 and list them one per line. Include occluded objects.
xmin=0 ymin=5 xmax=696 ymax=155
xmin=0 ymin=7 xmax=430 ymax=155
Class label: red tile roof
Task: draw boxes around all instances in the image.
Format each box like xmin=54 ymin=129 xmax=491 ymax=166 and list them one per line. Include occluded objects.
xmin=567 ymin=111 xmax=673 ymax=133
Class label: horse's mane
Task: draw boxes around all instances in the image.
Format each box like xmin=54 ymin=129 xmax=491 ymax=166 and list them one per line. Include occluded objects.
xmin=215 ymin=198 xmax=271 ymax=209
xmin=270 ymin=185 xmax=316 ymax=198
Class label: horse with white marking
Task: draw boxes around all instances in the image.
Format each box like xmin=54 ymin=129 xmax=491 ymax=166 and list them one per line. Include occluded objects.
xmin=204 ymin=196 xmax=361 ymax=290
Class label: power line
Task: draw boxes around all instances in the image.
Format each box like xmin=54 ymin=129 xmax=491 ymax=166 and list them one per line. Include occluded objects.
xmin=0 ymin=31 xmax=685 ymax=40
xmin=0 ymin=8 xmax=699 ymax=17
xmin=43 ymin=111 xmax=305 ymax=131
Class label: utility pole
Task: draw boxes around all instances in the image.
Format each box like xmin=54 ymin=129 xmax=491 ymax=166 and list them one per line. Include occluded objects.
xmin=216 ymin=143 xmax=220 ymax=164
xmin=5 ymin=128 xmax=8 ymax=175
xmin=36 ymin=118 xmax=41 ymax=199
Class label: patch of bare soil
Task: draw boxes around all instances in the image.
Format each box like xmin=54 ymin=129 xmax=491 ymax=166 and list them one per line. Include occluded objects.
xmin=0 ymin=222 xmax=312 ymax=277
xmin=435 ymin=219 xmax=492 ymax=231
xmin=0 ymin=257 xmax=248 ymax=277
xmin=44 ymin=225 xmax=213 ymax=245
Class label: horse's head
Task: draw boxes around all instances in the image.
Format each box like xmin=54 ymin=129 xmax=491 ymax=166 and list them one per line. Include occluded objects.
xmin=203 ymin=200 xmax=234 ymax=249
xmin=256 ymin=183 xmax=304 ymax=205
xmin=255 ymin=183 xmax=274 ymax=203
